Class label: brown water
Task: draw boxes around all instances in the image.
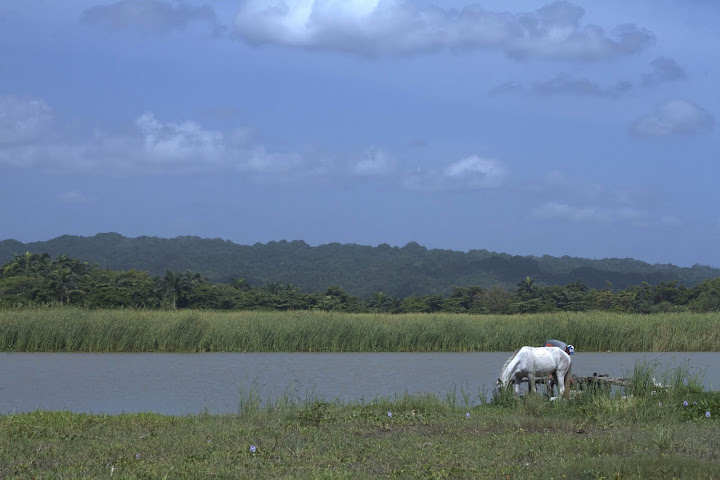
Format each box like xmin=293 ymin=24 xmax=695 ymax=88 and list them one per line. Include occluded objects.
xmin=1 ymin=352 xmax=717 ymax=414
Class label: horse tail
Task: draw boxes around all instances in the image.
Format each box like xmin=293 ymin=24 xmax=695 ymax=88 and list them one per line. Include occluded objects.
xmin=563 ymin=357 xmax=573 ymax=398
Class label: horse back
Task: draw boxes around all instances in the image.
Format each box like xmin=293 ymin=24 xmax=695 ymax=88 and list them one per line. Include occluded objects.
xmin=524 ymin=346 xmax=570 ymax=376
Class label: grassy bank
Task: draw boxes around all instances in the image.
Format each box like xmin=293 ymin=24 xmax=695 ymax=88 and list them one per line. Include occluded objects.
xmin=2 ymin=382 xmax=719 ymax=479
xmin=1 ymin=308 xmax=719 ymax=352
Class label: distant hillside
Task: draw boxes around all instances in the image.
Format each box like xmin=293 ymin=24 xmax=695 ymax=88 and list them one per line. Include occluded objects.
xmin=1 ymin=233 xmax=718 ymax=297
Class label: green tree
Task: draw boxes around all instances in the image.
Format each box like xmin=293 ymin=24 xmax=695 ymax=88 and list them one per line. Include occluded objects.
xmin=516 ymin=276 xmax=537 ymax=298
xmin=0 ymin=275 xmax=43 ymax=306
xmin=482 ymin=287 xmax=513 ymax=314
xmin=317 ymin=286 xmax=361 ymax=312
xmin=46 ymin=266 xmax=79 ymax=304
xmin=688 ymin=278 xmax=720 ymax=312
xmin=230 ymin=277 xmax=251 ymax=291
xmin=2 ymin=252 xmax=52 ymax=277
xmin=158 ymin=270 xmax=207 ymax=309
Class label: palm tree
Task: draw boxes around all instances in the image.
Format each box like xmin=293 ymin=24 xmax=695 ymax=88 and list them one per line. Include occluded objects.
xmin=516 ymin=276 xmax=537 ymax=297
xmin=231 ymin=277 xmax=251 ymax=291
xmin=2 ymin=252 xmax=51 ymax=277
xmin=47 ymin=266 xmax=78 ymax=304
xmin=54 ymin=254 xmax=92 ymax=276
xmin=158 ymin=271 xmax=182 ymax=309
xmin=158 ymin=270 xmax=206 ymax=309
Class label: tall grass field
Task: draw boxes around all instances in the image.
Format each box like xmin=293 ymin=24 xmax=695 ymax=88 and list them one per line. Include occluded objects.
xmin=1 ymin=309 xmax=718 ymax=352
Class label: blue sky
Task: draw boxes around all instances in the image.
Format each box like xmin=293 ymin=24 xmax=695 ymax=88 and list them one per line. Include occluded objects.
xmin=1 ymin=0 xmax=718 ymax=267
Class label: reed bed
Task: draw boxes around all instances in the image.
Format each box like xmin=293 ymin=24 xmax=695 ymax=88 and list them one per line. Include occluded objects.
xmin=0 ymin=308 xmax=718 ymax=352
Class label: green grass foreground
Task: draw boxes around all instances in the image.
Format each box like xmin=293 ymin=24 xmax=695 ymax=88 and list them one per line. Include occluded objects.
xmin=1 ymin=309 xmax=720 ymax=352
xmin=2 ymin=387 xmax=719 ymax=479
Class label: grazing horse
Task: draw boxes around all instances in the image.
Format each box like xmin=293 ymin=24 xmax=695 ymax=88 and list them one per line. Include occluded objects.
xmin=497 ymin=346 xmax=572 ymax=398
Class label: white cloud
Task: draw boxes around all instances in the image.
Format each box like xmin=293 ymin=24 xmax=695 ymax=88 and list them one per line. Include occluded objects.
xmin=488 ymin=81 xmax=524 ymax=97
xmin=57 ymin=191 xmax=88 ymax=204
xmin=641 ymin=57 xmax=685 ymax=87
xmin=533 ymin=201 xmax=608 ymax=222
xmin=533 ymin=201 xmax=653 ymax=225
xmin=1 ymin=97 xmax=520 ymax=194
xmin=529 ymin=172 xmax=684 ymax=228
xmin=351 ymin=147 xmax=395 ymax=176
xmin=135 ymin=112 xmax=226 ymax=166
xmin=0 ymin=143 xmax=98 ymax=171
xmin=403 ymin=155 xmax=508 ymax=192
xmin=533 ymin=74 xmax=632 ymax=98
xmin=443 ymin=156 xmax=506 ymax=186
xmin=233 ymin=0 xmax=654 ymax=60
xmin=238 ymin=147 xmax=304 ymax=174
xmin=0 ymin=95 xmax=53 ymax=145
xmin=0 ymin=97 xmax=318 ymax=178
xmin=631 ymin=100 xmax=715 ymax=137
xmin=532 ymin=201 xmax=684 ymax=228
xmin=494 ymin=57 xmax=684 ymax=100
xmin=81 ymin=0 xmax=222 ymax=34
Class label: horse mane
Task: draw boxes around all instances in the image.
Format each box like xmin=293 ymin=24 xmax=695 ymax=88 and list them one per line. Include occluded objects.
xmin=500 ymin=348 xmax=521 ymax=375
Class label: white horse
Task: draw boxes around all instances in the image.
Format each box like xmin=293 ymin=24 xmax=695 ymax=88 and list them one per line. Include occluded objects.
xmin=498 ymin=346 xmax=572 ymax=398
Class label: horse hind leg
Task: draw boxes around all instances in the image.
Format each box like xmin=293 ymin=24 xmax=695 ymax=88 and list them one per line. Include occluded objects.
xmin=557 ymin=374 xmax=565 ymax=397
xmin=527 ymin=374 xmax=536 ymax=395
xmin=557 ymin=367 xmax=571 ymax=398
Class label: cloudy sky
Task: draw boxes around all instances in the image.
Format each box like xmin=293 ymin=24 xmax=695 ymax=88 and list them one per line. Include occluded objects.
xmin=1 ymin=1 xmax=718 ymax=267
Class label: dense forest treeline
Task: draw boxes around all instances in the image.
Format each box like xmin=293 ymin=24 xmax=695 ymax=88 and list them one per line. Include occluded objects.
xmin=2 ymin=252 xmax=720 ymax=313
xmin=1 ymin=233 xmax=719 ymax=298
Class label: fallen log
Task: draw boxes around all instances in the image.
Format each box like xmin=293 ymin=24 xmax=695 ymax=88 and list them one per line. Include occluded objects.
xmin=512 ymin=373 xmax=629 ymax=397
xmin=574 ymin=373 xmax=629 ymax=387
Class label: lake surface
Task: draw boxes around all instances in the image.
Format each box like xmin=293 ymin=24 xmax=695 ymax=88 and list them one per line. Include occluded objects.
xmin=1 ymin=352 xmax=717 ymax=415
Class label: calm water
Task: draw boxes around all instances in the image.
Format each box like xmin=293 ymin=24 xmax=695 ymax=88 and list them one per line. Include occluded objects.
xmin=1 ymin=352 xmax=717 ymax=415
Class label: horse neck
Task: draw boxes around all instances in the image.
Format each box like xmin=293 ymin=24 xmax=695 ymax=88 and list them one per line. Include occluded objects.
xmin=500 ymin=367 xmax=514 ymax=384
xmin=500 ymin=349 xmax=521 ymax=383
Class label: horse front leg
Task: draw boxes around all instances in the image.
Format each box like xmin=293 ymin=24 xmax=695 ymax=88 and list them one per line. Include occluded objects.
xmin=549 ymin=373 xmax=558 ymax=398
xmin=558 ymin=373 xmax=565 ymax=398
